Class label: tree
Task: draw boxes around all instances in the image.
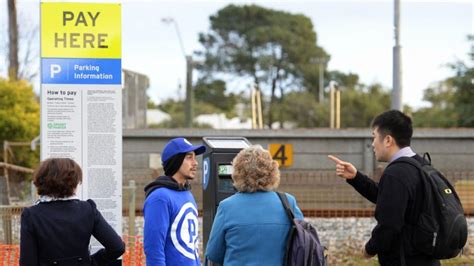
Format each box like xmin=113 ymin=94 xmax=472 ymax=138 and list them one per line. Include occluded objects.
xmin=7 ymin=0 xmax=19 ymax=80
xmin=147 ymin=99 xmax=159 ymax=109
xmin=327 ymin=71 xmax=360 ymax=90
xmin=2 ymin=0 xmax=38 ymax=81
xmin=340 ymin=83 xmax=391 ymax=127
xmin=450 ymin=35 xmax=474 ymax=127
xmin=278 ymin=81 xmax=391 ymax=128
xmin=196 ymin=4 xmax=328 ymax=128
xmin=411 ymin=82 xmax=458 ymax=127
xmin=412 ymin=35 xmax=473 ymax=127
xmin=194 ymin=79 xmax=238 ymax=117
xmin=279 ymin=91 xmax=329 ymax=128
xmin=0 ymin=78 xmax=40 ymax=167
xmin=153 ymin=98 xmax=214 ymax=128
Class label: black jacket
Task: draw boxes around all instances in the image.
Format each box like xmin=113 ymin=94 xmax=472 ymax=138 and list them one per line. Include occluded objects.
xmin=20 ymin=199 xmax=125 ymax=266
xmin=348 ymin=155 xmax=440 ymax=266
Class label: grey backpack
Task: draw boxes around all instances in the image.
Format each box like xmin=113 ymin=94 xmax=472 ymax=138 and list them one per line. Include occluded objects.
xmin=277 ymin=192 xmax=327 ymax=266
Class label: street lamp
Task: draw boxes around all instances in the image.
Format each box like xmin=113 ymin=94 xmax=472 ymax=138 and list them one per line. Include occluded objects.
xmin=311 ymin=57 xmax=329 ymax=103
xmin=392 ymin=0 xmax=403 ymax=111
xmin=161 ymin=17 xmax=194 ymax=128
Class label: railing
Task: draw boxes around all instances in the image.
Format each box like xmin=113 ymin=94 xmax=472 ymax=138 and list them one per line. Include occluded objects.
xmin=0 ymin=205 xmax=26 ymax=245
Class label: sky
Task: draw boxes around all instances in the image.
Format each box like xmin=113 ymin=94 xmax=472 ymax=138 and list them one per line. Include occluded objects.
xmin=0 ymin=0 xmax=472 ymax=109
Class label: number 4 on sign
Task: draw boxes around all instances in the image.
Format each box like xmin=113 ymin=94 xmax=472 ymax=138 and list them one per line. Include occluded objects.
xmin=269 ymin=144 xmax=293 ymax=167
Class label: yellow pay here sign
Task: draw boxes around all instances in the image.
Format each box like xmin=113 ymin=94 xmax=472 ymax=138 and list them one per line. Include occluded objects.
xmin=41 ymin=2 xmax=121 ymax=58
xmin=269 ymin=143 xmax=293 ymax=167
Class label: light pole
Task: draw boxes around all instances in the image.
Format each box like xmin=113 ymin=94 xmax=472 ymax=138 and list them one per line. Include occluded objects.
xmin=162 ymin=17 xmax=194 ymax=127
xmin=392 ymin=0 xmax=403 ymax=110
xmin=311 ymin=57 xmax=329 ymax=103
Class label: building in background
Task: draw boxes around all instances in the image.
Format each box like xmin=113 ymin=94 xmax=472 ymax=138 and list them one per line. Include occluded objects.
xmin=123 ymin=69 xmax=149 ymax=129
xmin=146 ymin=109 xmax=171 ymax=126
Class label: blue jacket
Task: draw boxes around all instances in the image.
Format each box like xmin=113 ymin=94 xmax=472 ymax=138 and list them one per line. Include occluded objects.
xmin=205 ymin=191 xmax=304 ymax=266
xmin=144 ymin=176 xmax=200 ymax=266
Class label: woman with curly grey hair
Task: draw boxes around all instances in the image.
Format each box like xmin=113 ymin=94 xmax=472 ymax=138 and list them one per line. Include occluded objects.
xmin=205 ymin=145 xmax=304 ymax=265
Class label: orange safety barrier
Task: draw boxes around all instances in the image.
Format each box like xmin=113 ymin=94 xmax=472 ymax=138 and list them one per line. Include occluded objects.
xmin=122 ymin=235 xmax=145 ymax=266
xmin=0 ymin=238 xmax=145 ymax=266
xmin=2 ymin=234 xmax=472 ymax=265
xmin=0 ymin=245 xmax=20 ymax=266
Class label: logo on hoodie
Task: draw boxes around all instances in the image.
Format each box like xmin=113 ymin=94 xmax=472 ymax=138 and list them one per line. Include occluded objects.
xmin=171 ymin=202 xmax=199 ymax=260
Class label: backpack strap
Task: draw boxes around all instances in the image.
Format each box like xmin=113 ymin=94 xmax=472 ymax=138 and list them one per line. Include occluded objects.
xmin=391 ymin=155 xmax=458 ymax=197
xmin=388 ymin=156 xmax=430 ymax=187
xmin=389 ymin=156 xmax=424 ymax=170
xmin=423 ymin=152 xmax=432 ymax=165
xmin=276 ymin=192 xmax=295 ymax=222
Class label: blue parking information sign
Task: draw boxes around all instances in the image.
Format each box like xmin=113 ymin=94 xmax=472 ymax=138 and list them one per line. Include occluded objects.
xmin=41 ymin=58 xmax=121 ymax=84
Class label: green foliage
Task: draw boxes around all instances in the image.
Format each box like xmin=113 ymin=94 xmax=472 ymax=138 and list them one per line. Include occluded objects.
xmin=276 ymin=83 xmax=390 ymax=128
xmin=279 ymin=91 xmax=329 ymax=128
xmin=340 ymin=83 xmax=391 ymax=127
xmin=197 ymin=4 xmax=328 ymax=127
xmin=453 ymin=87 xmax=474 ymax=127
xmin=152 ymin=98 xmax=215 ymax=128
xmin=449 ymin=61 xmax=474 ymax=127
xmin=328 ymin=71 xmax=360 ymax=90
xmin=147 ymin=99 xmax=159 ymax=109
xmin=194 ymin=79 xmax=238 ymax=117
xmin=413 ymin=35 xmax=473 ymax=127
xmin=152 ymin=78 xmax=250 ymax=128
xmin=0 ymin=78 xmax=40 ymax=168
xmin=412 ymin=84 xmax=458 ymax=127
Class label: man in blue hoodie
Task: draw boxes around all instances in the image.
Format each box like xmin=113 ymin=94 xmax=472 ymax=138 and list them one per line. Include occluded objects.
xmin=144 ymin=137 xmax=206 ymax=266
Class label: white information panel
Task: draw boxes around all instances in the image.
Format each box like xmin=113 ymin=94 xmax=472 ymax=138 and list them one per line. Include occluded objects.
xmin=40 ymin=2 xmax=122 ymax=251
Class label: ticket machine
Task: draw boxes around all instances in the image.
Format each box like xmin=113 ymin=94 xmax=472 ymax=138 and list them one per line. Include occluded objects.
xmin=201 ymin=137 xmax=251 ymax=251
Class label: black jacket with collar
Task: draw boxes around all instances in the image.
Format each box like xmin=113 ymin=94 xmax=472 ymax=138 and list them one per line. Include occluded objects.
xmin=347 ymin=154 xmax=440 ymax=266
xmin=20 ymin=199 xmax=125 ymax=266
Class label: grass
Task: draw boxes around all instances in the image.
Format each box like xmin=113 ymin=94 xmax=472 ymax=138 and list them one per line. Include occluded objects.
xmin=326 ymin=237 xmax=474 ymax=265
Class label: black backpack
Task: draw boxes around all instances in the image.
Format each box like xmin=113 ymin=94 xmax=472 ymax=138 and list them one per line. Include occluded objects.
xmin=392 ymin=153 xmax=468 ymax=259
xmin=277 ymin=192 xmax=327 ymax=266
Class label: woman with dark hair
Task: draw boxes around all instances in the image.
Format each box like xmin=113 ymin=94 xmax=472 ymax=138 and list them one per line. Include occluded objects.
xmin=20 ymin=158 xmax=125 ymax=266
xmin=205 ymin=145 xmax=304 ymax=265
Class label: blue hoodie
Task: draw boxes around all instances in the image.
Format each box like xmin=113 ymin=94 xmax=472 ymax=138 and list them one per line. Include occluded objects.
xmin=144 ymin=176 xmax=200 ymax=266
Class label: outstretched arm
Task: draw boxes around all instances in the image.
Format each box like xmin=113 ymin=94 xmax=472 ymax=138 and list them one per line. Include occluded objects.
xmin=328 ymin=155 xmax=357 ymax=180
xmin=328 ymin=155 xmax=378 ymax=203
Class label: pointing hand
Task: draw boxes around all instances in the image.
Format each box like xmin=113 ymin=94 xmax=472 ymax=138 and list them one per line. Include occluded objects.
xmin=327 ymin=155 xmax=357 ymax=180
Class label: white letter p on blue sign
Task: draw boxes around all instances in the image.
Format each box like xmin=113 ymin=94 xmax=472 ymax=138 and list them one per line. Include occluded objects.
xmin=50 ymin=64 xmax=61 ymax=78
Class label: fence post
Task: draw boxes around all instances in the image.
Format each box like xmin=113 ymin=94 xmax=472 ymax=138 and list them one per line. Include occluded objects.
xmin=0 ymin=206 xmax=13 ymax=244
xmin=127 ymin=180 xmax=136 ymax=264
xmin=128 ymin=180 xmax=136 ymax=237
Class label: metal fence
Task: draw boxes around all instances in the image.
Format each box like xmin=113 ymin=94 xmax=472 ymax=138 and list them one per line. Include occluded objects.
xmin=183 ymin=170 xmax=474 ymax=217
xmin=2 ymin=172 xmax=474 ymax=265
